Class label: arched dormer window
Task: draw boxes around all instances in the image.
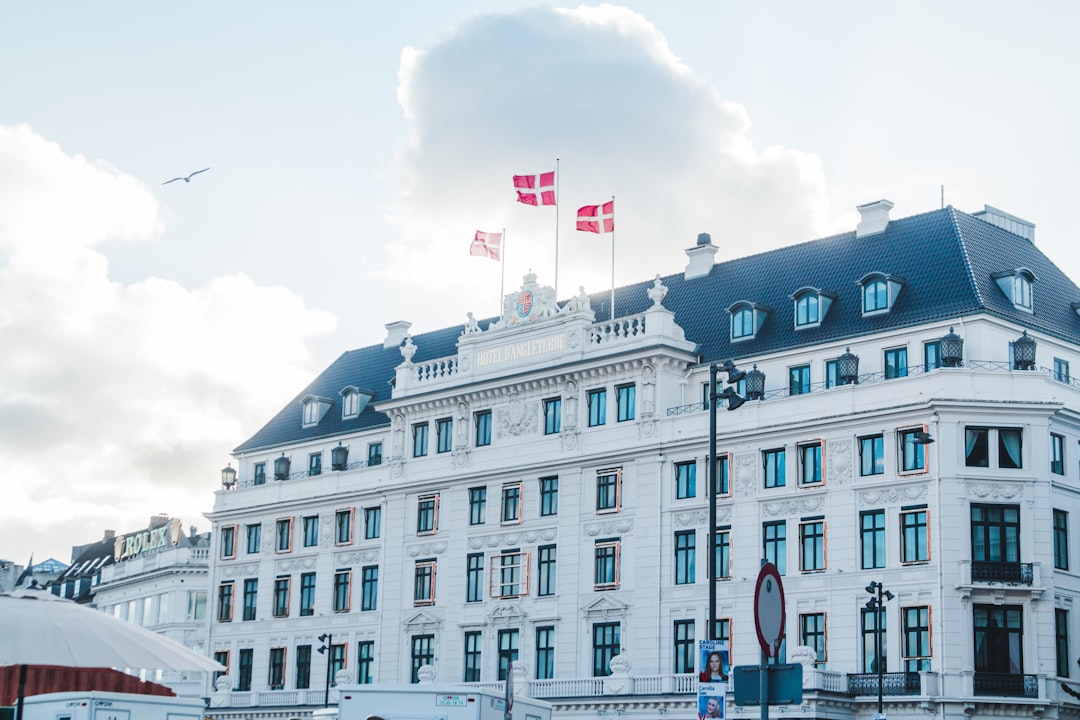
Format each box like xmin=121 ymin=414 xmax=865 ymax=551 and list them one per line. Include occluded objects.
xmin=858 ymin=273 xmax=905 ymax=316
xmin=993 ymin=268 xmax=1036 ymax=311
xmin=728 ymin=302 xmax=771 ymax=341
xmin=339 ymin=386 xmax=375 ymax=420
xmin=790 ymin=287 xmax=836 ymax=329
xmin=300 ymin=394 xmax=333 ymax=428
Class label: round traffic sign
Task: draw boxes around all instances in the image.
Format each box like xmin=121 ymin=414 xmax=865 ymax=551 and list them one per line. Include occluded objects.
xmin=754 ymin=562 xmax=786 ymax=658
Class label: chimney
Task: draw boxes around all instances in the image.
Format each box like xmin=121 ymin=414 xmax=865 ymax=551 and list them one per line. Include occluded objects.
xmin=856 ymin=200 xmax=894 ymax=238
xmin=102 ymin=529 xmax=115 ymax=541
xmin=384 ymin=321 xmax=412 ymax=349
xmin=684 ymin=233 xmax=719 ymax=280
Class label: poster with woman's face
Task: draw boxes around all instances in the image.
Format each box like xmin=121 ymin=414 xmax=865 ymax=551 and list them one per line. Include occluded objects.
xmin=697 ymin=640 xmax=728 ymax=720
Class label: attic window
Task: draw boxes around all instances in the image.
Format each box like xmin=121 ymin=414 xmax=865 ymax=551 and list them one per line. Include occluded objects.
xmin=728 ymin=302 xmax=770 ymax=341
xmin=993 ymin=269 xmax=1035 ymax=312
xmin=340 ymin=387 xmax=374 ymax=420
xmin=300 ymin=395 xmax=333 ymax=428
xmin=859 ymin=273 xmax=904 ymax=316
xmin=791 ymin=287 xmax=835 ymax=329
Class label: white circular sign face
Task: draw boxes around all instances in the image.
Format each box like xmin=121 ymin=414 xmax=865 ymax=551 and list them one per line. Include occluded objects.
xmin=754 ymin=562 xmax=786 ymax=657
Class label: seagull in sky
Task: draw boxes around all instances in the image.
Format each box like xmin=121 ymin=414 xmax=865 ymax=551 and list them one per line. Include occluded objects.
xmin=162 ymin=167 xmax=210 ymax=185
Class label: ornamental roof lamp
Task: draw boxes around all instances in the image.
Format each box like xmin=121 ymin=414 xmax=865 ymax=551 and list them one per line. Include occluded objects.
xmin=837 ymin=347 xmax=860 ymax=385
xmin=274 ymin=453 xmax=291 ymax=482
xmin=331 ymin=444 xmax=349 ymax=472
xmin=940 ymin=326 xmax=964 ymax=368
xmin=220 ymin=463 xmax=237 ymax=489
xmin=1013 ymin=329 xmax=1037 ymax=370
xmin=745 ymin=364 xmax=766 ymax=400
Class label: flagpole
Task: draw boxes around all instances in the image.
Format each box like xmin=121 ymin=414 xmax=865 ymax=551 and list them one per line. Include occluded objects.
xmin=554 ymin=158 xmax=560 ymax=299
xmin=500 ymin=228 xmax=507 ymax=316
xmin=609 ymin=195 xmax=615 ymax=321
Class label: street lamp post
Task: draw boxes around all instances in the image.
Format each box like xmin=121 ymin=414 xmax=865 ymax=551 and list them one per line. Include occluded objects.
xmin=317 ymin=633 xmax=333 ymax=708
xmin=865 ymin=582 xmax=894 ymax=720
xmin=708 ymin=360 xmax=749 ymax=641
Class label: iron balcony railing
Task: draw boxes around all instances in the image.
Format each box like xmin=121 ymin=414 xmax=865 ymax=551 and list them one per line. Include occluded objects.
xmin=971 ymin=561 xmax=1034 ymax=585
xmin=846 ymin=672 xmax=921 ymax=696
xmin=973 ymin=672 xmax=1039 ymax=698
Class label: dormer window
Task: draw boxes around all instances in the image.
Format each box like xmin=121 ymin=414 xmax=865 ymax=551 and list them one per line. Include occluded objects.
xmin=791 ymin=287 xmax=835 ymax=329
xmin=339 ymin=387 xmax=374 ymax=420
xmin=859 ymin=273 xmax=904 ymax=316
xmin=728 ymin=302 xmax=770 ymax=341
xmin=300 ymin=395 xmax=333 ymax=428
xmin=993 ymin=268 xmax=1035 ymax=311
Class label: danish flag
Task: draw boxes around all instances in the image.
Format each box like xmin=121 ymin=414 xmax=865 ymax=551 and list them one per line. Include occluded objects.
xmin=513 ymin=172 xmax=556 ymax=206
xmin=469 ymin=230 xmax=502 ymax=261
xmin=576 ymin=200 xmax=615 ymax=233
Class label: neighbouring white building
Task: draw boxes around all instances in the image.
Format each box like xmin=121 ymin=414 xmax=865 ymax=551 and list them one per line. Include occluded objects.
xmin=205 ymin=201 xmax=1080 ymax=720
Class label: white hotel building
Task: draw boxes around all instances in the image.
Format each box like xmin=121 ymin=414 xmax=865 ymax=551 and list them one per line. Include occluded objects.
xmin=205 ymin=201 xmax=1080 ymax=720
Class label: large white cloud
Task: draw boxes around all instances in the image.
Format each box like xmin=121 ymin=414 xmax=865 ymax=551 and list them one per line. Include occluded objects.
xmin=0 ymin=124 xmax=335 ymax=562
xmin=384 ymin=4 xmax=828 ymax=313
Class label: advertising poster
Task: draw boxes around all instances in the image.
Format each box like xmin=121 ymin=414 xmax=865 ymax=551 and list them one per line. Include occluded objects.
xmin=697 ymin=640 xmax=728 ymax=719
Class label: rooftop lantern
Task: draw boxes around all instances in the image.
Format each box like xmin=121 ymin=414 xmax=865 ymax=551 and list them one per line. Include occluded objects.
xmin=331 ymin=444 xmax=349 ymax=471
xmin=940 ymin=327 xmax=964 ymax=368
xmin=274 ymin=453 xmax=291 ymax=482
xmin=745 ymin=364 xmax=766 ymax=400
xmin=220 ymin=463 xmax=237 ymax=490
xmin=837 ymin=347 xmax=860 ymax=385
xmin=1013 ymin=329 xmax=1037 ymax=370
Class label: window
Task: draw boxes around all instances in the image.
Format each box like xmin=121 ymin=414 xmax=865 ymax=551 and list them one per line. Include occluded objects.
xmin=588 ymin=388 xmax=607 ymax=427
xmin=295 ymin=645 xmax=311 ymax=689
xmin=1055 ymin=358 xmax=1071 ymax=383
xmin=594 ymin=539 xmax=620 ymax=590
xmin=299 ymin=572 xmax=316 ymax=616
xmin=861 ymin=510 xmax=886 ymax=570
xmin=1052 ymin=434 xmax=1065 ymax=475
xmin=994 ymin=270 xmax=1036 ymax=310
xmin=1057 ymin=609 xmax=1070 ymax=678
xmin=253 ymin=462 xmax=266 ymax=486
xmin=789 ymin=365 xmax=810 ymax=396
xmin=861 ymin=608 xmax=885 ymax=673
xmin=799 ymin=442 xmax=823 ymax=485
xmin=924 ymin=341 xmax=941 ymax=372
xmin=535 ymin=626 xmax=555 ymax=680
xmin=492 ymin=550 xmax=528 ymax=598
xmin=965 ymin=426 xmax=1023 ymax=469
xmin=217 ymin=582 xmax=234 ymax=622
xmin=859 ymin=435 xmax=885 ymax=476
xmin=592 ymin=622 xmax=621 ymax=677
xmin=884 ymin=347 xmax=908 ymax=379
xmin=715 ymin=527 xmax=731 ymax=579
xmin=713 ymin=453 xmax=730 ymax=496
xmin=414 ymin=559 xmax=436 ymax=605
xmin=596 ymin=468 xmax=622 ymax=512
xmin=863 ymin=278 xmax=889 ymax=313
xmin=417 ymin=494 xmax=439 ymax=534
xmin=361 ymin=566 xmax=378 ymax=611
xmin=302 ymin=515 xmax=319 ymax=547
xmin=367 ymin=442 xmax=382 ymax=466
xmin=973 ymin=604 xmax=1023 ymax=676
xmin=273 ymin=577 xmax=290 ymax=618
xmin=475 ymin=410 xmax=492 ymax=447
xmin=538 ymin=545 xmax=556 ymax=597
xmin=1055 ymin=509 xmax=1069 ymax=570
xmin=302 ymin=399 xmax=322 ymax=426
xmin=268 ymin=647 xmax=285 ymax=690
xmin=335 ymin=509 xmax=353 ymax=545
xmin=435 ymin=418 xmax=452 ymax=453
xmin=463 ymin=631 xmax=482 ymax=682
xmin=674 ymin=530 xmax=696 ymax=585
xmin=275 ymin=518 xmax=293 ymax=553
xmin=900 ymin=507 xmax=929 ymax=563
xmin=1014 ymin=274 xmax=1033 ymax=309
xmin=899 ymin=428 xmax=927 ymax=472
xmin=764 ymin=448 xmax=786 ymax=488
xmin=971 ymin=504 xmax=1020 ymax=564
xmin=237 ymin=648 xmax=253 ymax=691
xmin=501 ymin=483 xmax=522 ymax=524
xmin=795 ymin=294 xmax=819 ymax=327
xmin=674 ymin=620 xmax=695 ymax=673
xmin=308 ymin=452 xmax=322 ymax=476
xmin=187 ymin=590 xmax=207 ymax=621
xmin=410 ymin=634 xmax=434 ymax=683
xmin=616 ymin=384 xmax=636 ymax=422
xmin=731 ymin=306 xmax=754 ymax=339
xmin=342 ymin=389 xmax=359 ymax=418
xmin=800 ymin=613 xmax=826 ymax=666
xmin=412 ymin=423 xmax=428 ymax=457
xmin=357 ymin=641 xmax=374 ymax=684
xmin=675 ymin=461 xmax=696 ymax=499
xmin=544 ymin=397 xmax=562 ymax=435
xmin=329 ymin=644 xmax=346 ymax=683
xmin=246 ymin=524 xmax=261 ymax=554
xmin=333 ymin=569 xmax=351 ymax=612
xmin=241 ymin=579 xmax=257 ymax=621
xmin=469 ymin=487 xmax=486 ymax=525
xmin=539 ymin=476 xmax=558 ymax=516
xmin=825 ymin=360 xmax=839 ymax=389
xmin=763 ymin=521 xmax=786 ymax=575
xmin=213 ymin=650 xmax=229 ymax=682
xmin=466 ymin=553 xmax=484 ymax=603
xmin=799 ymin=519 xmax=825 ymax=572
xmin=364 ymin=506 xmax=381 ymax=539
xmin=220 ymin=525 xmax=236 ymax=559
xmin=498 ymin=629 xmax=520 ymax=680
xmin=903 ymin=606 xmax=931 ymax=672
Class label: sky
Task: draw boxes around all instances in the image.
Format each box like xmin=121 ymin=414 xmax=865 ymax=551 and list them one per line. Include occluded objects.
xmin=2 ymin=1 xmax=1079 ymax=565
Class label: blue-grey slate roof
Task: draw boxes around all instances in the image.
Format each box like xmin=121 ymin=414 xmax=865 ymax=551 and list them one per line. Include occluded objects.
xmin=234 ymin=206 xmax=1080 ymax=453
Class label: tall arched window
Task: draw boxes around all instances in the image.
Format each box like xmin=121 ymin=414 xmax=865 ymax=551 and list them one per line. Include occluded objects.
xmin=732 ymin=307 xmax=755 ymax=339
xmin=863 ymin=280 xmax=888 ymax=313
xmin=796 ymin=295 xmax=819 ymax=326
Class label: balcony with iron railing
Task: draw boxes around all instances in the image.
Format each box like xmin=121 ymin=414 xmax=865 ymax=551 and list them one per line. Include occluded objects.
xmin=847 ymin=672 xmax=921 ymax=696
xmin=973 ymin=672 xmax=1039 ymax=698
xmin=971 ymin=561 xmax=1034 ymax=585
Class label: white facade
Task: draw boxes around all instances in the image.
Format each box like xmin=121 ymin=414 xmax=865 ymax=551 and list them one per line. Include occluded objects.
xmin=205 ymin=205 xmax=1080 ymax=720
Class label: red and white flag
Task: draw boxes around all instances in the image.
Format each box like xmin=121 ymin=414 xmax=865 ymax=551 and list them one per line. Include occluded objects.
xmin=470 ymin=230 xmax=502 ymax=260
xmin=576 ymin=200 xmax=614 ymax=233
xmin=513 ymin=172 xmax=556 ymax=206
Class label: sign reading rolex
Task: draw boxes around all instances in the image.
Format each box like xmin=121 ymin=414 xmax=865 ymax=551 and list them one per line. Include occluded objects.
xmin=113 ymin=517 xmax=183 ymax=561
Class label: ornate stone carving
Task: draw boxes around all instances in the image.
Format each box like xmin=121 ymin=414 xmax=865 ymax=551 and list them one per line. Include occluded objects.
xmin=762 ymin=497 xmax=825 ymax=518
xmin=735 ymin=453 xmax=757 ymax=497
xmin=496 ymin=392 xmax=537 ymax=438
xmin=828 ymin=439 xmax=852 ymax=485
xmin=583 ymin=518 xmax=634 ymax=536
xmin=967 ymin=482 xmax=1023 ymax=499
xmin=407 ymin=541 xmax=448 ymax=557
xmin=647 ymin=275 xmax=668 ymax=306
xmin=674 ymin=510 xmax=707 ymax=528
xmin=399 ymin=335 xmax=416 ymax=363
xmin=858 ymin=484 xmax=928 ymax=505
xmin=560 ymin=429 xmax=579 ymax=451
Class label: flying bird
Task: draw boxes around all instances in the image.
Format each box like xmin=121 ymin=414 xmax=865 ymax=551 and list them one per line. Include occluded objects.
xmin=162 ymin=167 xmax=210 ymax=185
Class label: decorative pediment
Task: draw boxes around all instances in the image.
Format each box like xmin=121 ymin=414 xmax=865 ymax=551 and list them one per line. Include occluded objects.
xmin=402 ymin=609 xmax=442 ymax=632
xmin=489 ymin=603 xmax=528 ymax=626
xmin=488 ymin=272 xmax=591 ymax=331
xmin=582 ymin=595 xmax=629 ymax=619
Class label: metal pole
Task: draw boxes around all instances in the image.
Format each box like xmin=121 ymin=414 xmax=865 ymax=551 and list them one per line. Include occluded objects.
xmin=324 ymin=633 xmax=333 ymax=708
xmin=876 ymin=586 xmax=884 ymax=718
xmin=760 ymin=648 xmax=769 ymax=720
xmin=708 ymin=363 xmax=718 ymax=641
